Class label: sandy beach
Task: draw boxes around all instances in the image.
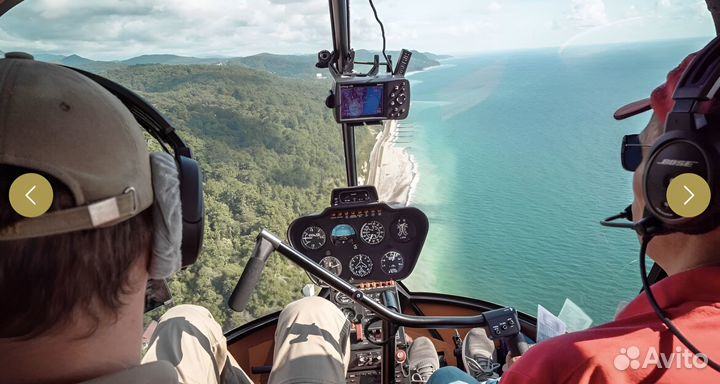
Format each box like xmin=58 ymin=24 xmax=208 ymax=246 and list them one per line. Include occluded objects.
xmin=366 ymin=119 xmax=418 ymax=206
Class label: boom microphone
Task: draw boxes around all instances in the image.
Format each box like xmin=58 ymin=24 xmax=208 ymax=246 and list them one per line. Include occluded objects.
xmin=600 ymin=204 xmax=635 ymax=229
xmin=600 ymin=205 xmax=666 ymax=236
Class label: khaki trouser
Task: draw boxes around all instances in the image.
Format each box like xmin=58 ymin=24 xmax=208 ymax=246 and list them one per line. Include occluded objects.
xmin=142 ymin=297 xmax=351 ymax=384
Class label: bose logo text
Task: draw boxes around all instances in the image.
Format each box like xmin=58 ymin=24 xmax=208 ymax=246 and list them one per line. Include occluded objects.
xmin=657 ymin=159 xmax=698 ymax=168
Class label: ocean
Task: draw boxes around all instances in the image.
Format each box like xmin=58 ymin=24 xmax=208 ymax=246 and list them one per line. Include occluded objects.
xmin=401 ymin=38 xmax=712 ymax=324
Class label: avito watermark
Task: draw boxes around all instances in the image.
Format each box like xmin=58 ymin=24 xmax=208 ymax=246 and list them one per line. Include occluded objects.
xmin=614 ymin=346 xmax=708 ymax=371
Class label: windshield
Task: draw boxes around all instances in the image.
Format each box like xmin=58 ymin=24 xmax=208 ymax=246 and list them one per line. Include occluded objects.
xmin=1 ymin=0 xmax=715 ymax=331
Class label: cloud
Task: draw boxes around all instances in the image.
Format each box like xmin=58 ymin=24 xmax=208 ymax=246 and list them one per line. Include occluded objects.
xmin=654 ymin=0 xmax=708 ymax=19
xmin=0 ymin=0 xmax=331 ymax=59
xmin=656 ymin=0 xmax=672 ymax=11
xmin=0 ymin=0 xmax=713 ymax=58
xmin=566 ymin=0 xmax=607 ymax=29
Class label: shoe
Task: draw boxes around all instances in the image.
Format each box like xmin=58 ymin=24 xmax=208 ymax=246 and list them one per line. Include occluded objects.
xmin=408 ymin=336 xmax=439 ymax=383
xmin=462 ymin=328 xmax=500 ymax=381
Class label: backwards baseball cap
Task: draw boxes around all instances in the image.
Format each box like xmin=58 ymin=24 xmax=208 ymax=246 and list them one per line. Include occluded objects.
xmin=613 ymin=54 xmax=700 ymax=124
xmin=0 ymin=52 xmax=154 ymax=239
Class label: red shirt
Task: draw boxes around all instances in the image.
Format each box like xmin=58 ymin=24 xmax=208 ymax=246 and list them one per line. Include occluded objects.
xmin=502 ymin=266 xmax=720 ymax=383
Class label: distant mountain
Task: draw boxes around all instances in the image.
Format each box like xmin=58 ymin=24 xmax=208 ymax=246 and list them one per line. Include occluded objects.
xmin=60 ymin=54 xmax=95 ymax=66
xmin=33 ymin=53 xmax=66 ymax=63
xmin=421 ymin=52 xmax=453 ymax=61
xmin=354 ymin=49 xmax=443 ymax=73
xmin=57 ymin=54 xmax=125 ymax=72
xmin=22 ymin=50 xmax=448 ymax=78
xmin=122 ymin=54 xmax=224 ymax=65
xmin=229 ymin=50 xmax=446 ymax=78
xmin=227 ymin=53 xmax=319 ymax=78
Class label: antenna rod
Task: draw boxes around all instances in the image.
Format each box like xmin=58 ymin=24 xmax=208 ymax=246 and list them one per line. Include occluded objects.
xmin=328 ymin=0 xmax=359 ymax=186
xmin=708 ymin=0 xmax=720 ymax=35
xmin=341 ymin=124 xmax=358 ymax=186
xmin=328 ymin=0 xmax=353 ymax=73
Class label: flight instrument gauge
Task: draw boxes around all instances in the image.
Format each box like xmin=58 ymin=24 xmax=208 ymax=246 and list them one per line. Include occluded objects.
xmin=331 ymin=224 xmax=356 ymax=246
xmin=392 ymin=217 xmax=413 ymax=242
xmin=360 ymin=221 xmax=385 ymax=245
xmin=380 ymin=251 xmax=405 ymax=275
xmin=319 ymin=256 xmax=342 ymax=276
xmin=349 ymin=254 xmax=373 ymax=277
xmin=301 ymin=226 xmax=326 ymax=250
xmin=342 ymin=307 xmax=356 ymax=320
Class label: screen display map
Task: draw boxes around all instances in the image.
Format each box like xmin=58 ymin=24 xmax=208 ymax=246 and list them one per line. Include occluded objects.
xmin=340 ymin=84 xmax=384 ymax=119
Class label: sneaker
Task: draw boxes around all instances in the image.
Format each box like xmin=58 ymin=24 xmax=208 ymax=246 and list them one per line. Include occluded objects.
xmin=408 ymin=336 xmax=439 ymax=383
xmin=462 ymin=328 xmax=501 ymax=381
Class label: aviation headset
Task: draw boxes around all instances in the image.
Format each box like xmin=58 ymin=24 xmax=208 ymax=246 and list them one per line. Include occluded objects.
xmin=641 ymin=36 xmax=720 ymax=236
xmin=69 ymin=67 xmax=205 ymax=275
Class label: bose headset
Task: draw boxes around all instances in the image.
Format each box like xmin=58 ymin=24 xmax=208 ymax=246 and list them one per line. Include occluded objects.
xmin=602 ymin=35 xmax=720 ymax=372
xmin=642 ymin=37 xmax=720 ymax=236
xmin=68 ymin=67 xmax=205 ymax=269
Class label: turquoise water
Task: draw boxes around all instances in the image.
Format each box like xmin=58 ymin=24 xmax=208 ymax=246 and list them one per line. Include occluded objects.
xmin=402 ymin=38 xmax=711 ymax=323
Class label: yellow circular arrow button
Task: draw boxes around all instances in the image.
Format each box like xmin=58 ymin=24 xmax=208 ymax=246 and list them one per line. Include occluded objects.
xmin=9 ymin=173 xmax=54 ymax=218
xmin=666 ymin=173 xmax=711 ymax=218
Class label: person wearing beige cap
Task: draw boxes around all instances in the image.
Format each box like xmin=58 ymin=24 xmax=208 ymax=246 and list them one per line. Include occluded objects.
xmin=0 ymin=53 xmax=356 ymax=384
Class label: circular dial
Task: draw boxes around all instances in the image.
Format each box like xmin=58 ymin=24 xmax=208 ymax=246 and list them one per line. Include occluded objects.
xmin=319 ymin=256 xmax=342 ymax=276
xmin=331 ymin=224 xmax=356 ymax=246
xmin=381 ymin=251 xmax=405 ymax=275
xmin=342 ymin=307 xmax=356 ymax=320
xmin=301 ymin=226 xmax=326 ymax=250
xmin=360 ymin=221 xmax=385 ymax=245
xmin=393 ymin=217 xmax=412 ymax=242
xmin=349 ymin=254 xmax=373 ymax=277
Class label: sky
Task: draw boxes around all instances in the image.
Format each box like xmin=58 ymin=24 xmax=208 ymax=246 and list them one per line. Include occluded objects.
xmin=0 ymin=0 xmax=715 ymax=60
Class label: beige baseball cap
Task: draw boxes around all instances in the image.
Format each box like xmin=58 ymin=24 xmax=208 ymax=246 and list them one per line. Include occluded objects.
xmin=0 ymin=52 xmax=154 ymax=239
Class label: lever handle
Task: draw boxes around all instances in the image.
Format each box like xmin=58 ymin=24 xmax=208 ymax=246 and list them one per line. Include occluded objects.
xmin=228 ymin=234 xmax=276 ymax=312
xmin=507 ymin=333 xmax=529 ymax=357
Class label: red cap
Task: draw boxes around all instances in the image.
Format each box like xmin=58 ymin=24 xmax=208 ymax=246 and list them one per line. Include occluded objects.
xmin=614 ymin=54 xmax=698 ymax=124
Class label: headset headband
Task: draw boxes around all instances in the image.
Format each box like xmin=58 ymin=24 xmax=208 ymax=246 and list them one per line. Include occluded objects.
xmin=66 ymin=67 xmax=205 ymax=267
xmin=674 ymin=36 xmax=720 ymax=103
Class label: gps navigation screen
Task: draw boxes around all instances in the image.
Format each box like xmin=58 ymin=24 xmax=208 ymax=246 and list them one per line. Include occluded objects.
xmin=340 ymin=84 xmax=384 ymax=119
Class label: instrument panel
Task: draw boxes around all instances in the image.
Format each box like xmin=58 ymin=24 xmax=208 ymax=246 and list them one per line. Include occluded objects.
xmin=288 ymin=203 xmax=428 ymax=282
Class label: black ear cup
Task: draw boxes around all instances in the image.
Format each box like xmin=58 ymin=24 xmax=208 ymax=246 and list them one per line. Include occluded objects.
xmin=177 ymin=155 xmax=204 ymax=267
xmin=643 ymin=133 xmax=716 ymax=234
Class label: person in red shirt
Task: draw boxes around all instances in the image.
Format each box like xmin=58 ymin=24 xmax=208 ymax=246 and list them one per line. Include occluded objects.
xmin=424 ymin=49 xmax=720 ymax=384
xmin=500 ymin=52 xmax=720 ymax=383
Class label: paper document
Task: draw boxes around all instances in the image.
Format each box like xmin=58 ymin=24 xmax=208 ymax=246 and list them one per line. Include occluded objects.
xmin=558 ymin=298 xmax=593 ymax=332
xmin=537 ymin=304 xmax=566 ymax=343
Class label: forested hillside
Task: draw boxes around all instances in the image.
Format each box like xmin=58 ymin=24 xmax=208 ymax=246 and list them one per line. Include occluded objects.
xmin=101 ymin=64 xmax=376 ymax=329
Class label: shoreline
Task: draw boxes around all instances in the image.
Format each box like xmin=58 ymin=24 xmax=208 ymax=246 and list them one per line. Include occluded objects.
xmin=367 ymin=119 xmax=419 ymax=206
xmin=366 ymin=61 xmax=454 ymax=206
